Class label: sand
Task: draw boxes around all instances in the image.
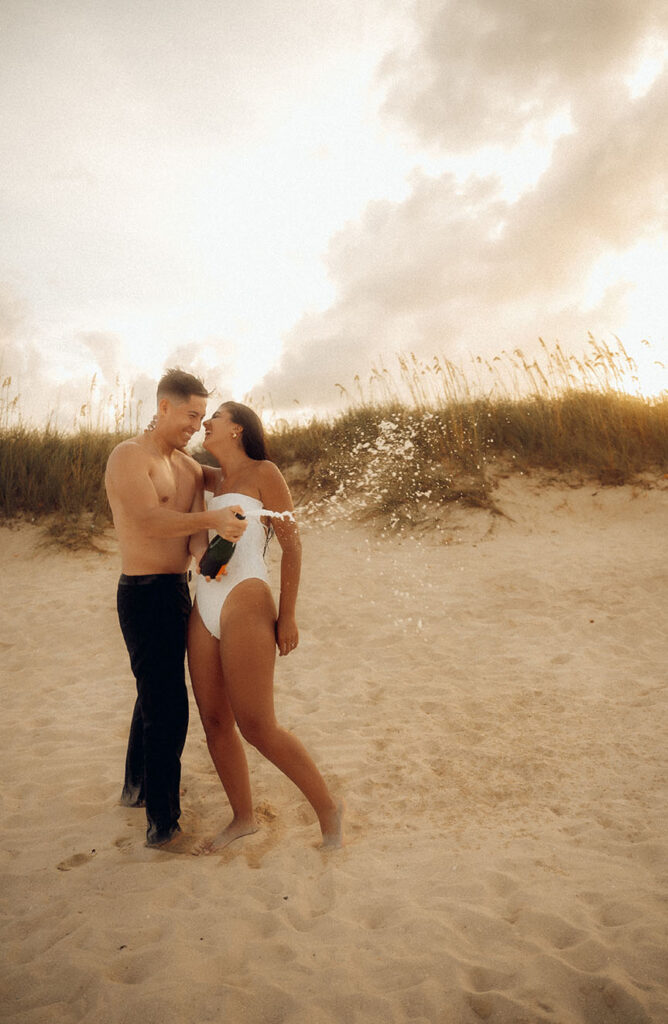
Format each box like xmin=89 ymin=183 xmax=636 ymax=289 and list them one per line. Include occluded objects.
xmin=1 ymin=475 xmax=667 ymax=1024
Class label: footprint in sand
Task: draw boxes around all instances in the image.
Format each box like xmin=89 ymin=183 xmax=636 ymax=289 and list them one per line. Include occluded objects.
xmin=56 ymin=850 xmax=96 ymax=871
xmin=242 ymin=802 xmax=281 ymax=869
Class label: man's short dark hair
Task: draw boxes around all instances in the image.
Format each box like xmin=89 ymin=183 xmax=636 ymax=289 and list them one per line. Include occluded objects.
xmin=157 ymin=368 xmax=210 ymax=403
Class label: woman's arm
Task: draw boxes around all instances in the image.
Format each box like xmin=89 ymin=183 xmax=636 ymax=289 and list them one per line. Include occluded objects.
xmin=201 ymin=463 xmax=222 ymax=494
xmin=258 ymin=461 xmax=302 ymax=656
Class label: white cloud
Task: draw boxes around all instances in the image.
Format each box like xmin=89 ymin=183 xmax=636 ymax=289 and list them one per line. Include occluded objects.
xmin=0 ymin=0 xmax=414 ymax=421
xmin=80 ymin=332 xmax=122 ymax=385
xmin=2 ymin=1 xmax=667 ymax=420
xmin=162 ymin=341 xmax=237 ymax=404
xmin=380 ymin=0 xmax=666 ymax=149
xmin=254 ymin=1 xmax=668 ymax=409
xmin=0 ymin=283 xmax=26 ymax=354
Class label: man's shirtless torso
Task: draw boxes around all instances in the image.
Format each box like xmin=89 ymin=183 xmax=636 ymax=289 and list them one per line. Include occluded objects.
xmin=105 ymin=435 xmax=203 ymax=575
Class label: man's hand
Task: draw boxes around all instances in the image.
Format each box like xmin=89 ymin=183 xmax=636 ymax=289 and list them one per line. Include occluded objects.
xmin=212 ymin=505 xmax=247 ymax=542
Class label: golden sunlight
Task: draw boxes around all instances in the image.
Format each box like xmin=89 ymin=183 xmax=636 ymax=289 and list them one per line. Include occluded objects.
xmin=584 ymin=237 xmax=668 ymax=398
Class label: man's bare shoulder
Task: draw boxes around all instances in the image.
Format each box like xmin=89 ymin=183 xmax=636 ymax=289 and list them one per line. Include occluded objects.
xmin=174 ymin=449 xmax=205 ymax=482
xmin=106 ymin=436 xmax=151 ymax=471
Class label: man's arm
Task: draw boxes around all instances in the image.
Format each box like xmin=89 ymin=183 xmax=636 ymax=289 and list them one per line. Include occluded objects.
xmin=105 ymin=444 xmax=246 ymax=542
xmin=188 ymin=467 xmax=211 ymax=564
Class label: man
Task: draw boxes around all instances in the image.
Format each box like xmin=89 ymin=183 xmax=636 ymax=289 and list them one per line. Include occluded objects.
xmin=105 ymin=368 xmax=246 ymax=847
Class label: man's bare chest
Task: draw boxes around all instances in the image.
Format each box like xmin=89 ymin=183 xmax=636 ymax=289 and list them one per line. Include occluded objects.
xmin=149 ymin=459 xmax=196 ymax=511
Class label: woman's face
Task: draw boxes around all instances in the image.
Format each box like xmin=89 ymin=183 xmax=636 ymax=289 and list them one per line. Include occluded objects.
xmin=203 ymin=406 xmax=237 ymax=450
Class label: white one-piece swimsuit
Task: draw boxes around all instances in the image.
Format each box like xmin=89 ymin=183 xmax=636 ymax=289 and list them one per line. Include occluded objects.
xmin=195 ymin=493 xmax=270 ymax=639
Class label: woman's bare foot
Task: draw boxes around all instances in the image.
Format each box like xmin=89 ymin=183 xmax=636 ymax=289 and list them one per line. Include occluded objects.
xmin=319 ymin=800 xmax=344 ymax=849
xmin=191 ymin=817 xmax=257 ymax=856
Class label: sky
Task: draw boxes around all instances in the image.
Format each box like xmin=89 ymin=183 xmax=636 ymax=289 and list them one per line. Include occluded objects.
xmin=1 ymin=0 xmax=667 ymax=429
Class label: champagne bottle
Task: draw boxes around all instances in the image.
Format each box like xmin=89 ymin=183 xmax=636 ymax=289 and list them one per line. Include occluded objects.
xmin=199 ymin=513 xmax=245 ymax=580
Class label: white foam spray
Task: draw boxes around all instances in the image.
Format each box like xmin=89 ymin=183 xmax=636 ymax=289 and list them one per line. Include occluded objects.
xmin=244 ymin=508 xmax=296 ymax=523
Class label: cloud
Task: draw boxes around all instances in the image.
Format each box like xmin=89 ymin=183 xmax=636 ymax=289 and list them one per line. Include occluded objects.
xmin=0 ymin=284 xmax=45 ymax=408
xmin=0 ymin=283 xmax=239 ymax=426
xmin=0 ymin=0 xmax=414 ymax=425
xmin=0 ymin=285 xmax=148 ymax=427
xmin=380 ymin=0 xmax=667 ymax=149
xmin=80 ymin=332 xmax=123 ymax=385
xmin=0 ymin=282 xmax=26 ymax=346
xmin=162 ymin=341 xmax=237 ymax=404
xmin=254 ymin=1 xmax=668 ymax=410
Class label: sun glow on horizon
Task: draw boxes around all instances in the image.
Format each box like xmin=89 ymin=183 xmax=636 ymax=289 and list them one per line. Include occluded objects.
xmin=2 ymin=4 xmax=667 ymax=428
xmin=582 ymin=236 xmax=668 ymax=398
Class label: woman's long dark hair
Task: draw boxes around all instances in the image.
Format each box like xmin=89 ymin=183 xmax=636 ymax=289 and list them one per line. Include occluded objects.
xmin=222 ymin=401 xmax=268 ymax=461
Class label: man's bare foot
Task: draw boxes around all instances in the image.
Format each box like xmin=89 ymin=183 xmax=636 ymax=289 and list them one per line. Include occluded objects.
xmin=191 ymin=817 xmax=258 ymax=856
xmin=319 ymin=800 xmax=344 ymax=849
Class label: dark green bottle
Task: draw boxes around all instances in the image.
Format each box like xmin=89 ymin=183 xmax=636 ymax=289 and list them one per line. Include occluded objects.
xmin=199 ymin=513 xmax=245 ymax=580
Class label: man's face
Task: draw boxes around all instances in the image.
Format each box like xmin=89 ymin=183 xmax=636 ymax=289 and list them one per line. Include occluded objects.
xmin=162 ymin=394 xmax=208 ymax=449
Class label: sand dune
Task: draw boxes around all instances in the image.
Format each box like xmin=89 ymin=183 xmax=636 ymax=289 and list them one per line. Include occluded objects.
xmin=1 ymin=476 xmax=667 ymax=1023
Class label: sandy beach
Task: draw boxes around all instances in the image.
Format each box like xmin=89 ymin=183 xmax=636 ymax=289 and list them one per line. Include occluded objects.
xmin=1 ymin=475 xmax=667 ymax=1024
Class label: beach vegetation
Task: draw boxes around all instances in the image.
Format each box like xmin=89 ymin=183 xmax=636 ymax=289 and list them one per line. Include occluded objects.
xmin=0 ymin=339 xmax=666 ymax=547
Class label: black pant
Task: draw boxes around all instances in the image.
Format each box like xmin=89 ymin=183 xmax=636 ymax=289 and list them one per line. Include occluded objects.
xmin=117 ymin=573 xmax=191 ymax=845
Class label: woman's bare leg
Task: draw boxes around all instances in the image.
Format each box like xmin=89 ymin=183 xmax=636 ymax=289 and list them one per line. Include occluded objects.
xmin=220 ymin=580 xmax=343 ymax=847
xmin=187 ymin=606 xmax=257 ymax=853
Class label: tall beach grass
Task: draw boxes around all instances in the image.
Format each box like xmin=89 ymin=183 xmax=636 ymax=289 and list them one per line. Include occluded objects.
xmin=265 ymin=337 xmax=667 ymax=528
xmin=1 ymin=339 xmax=666 ymax=547
xmin=0 ymin=373 xmax=143 ymax=548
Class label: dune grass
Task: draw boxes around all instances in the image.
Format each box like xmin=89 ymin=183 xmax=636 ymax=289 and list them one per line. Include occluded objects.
xmin=265 ymin=338 xmax=667 ymax=526
xmin=0 ymin=340 xmax=666 ymax=547
xmin=0 ymin=424 xmax=120 ymax=547
xmin=267 ymin=390 xmax=667 ymax=530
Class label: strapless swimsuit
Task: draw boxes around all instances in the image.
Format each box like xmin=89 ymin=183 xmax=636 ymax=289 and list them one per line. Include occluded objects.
xmin=195 ymin=493 xmax=270 ymax=639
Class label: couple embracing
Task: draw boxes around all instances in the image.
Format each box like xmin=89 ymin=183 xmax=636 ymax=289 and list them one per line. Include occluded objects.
xmin=105 ymin=369 xmax=343 ymax=853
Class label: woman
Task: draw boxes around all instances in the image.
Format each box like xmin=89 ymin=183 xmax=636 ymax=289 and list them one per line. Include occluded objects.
xmin=187 ymin=401 xmax=343 ymax=853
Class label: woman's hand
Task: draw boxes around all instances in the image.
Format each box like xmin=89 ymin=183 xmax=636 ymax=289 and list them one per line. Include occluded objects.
xmin=276 ymin=613 xmax=299 ymax=657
